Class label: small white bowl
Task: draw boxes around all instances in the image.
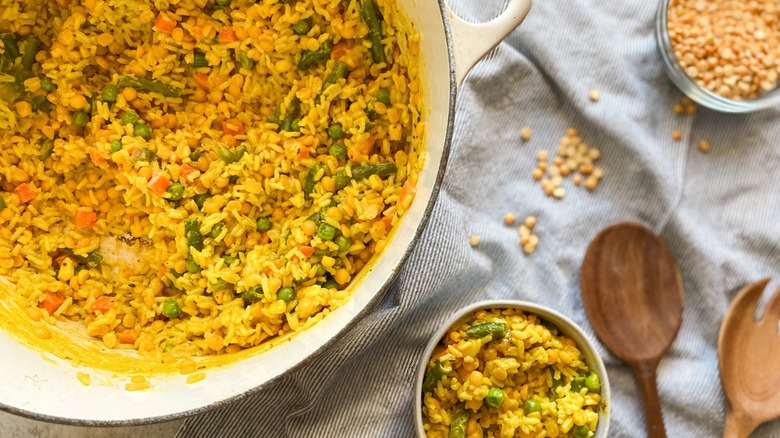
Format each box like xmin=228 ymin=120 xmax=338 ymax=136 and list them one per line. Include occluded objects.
xmin=414 ymin=300 xmax=611 ymax=438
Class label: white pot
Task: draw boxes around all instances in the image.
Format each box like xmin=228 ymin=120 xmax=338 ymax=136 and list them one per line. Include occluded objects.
xmin=0 ymin=0 xmax=531 ymax=425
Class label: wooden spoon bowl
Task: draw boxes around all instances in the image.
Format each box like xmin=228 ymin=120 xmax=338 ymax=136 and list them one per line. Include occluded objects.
xmin=581 ymin=222 xmax=684 ymax=438
xmin=719 ymin=279 xmax=780 ymax=438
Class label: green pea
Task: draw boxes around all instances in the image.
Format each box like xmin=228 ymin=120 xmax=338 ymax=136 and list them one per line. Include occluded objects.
xmin=485 ymin=388 xmax=505 ymax=408
xmin=241 ymin=286 xmax=262 ymax=304
xmin=223 ymin=255 xmax=237 ymax=266
xmin=293 ymin=19 xmax=312 ymax=35
xmin=278 ymin=287 xmax=294 ymax=302
xmin=121 ymin=111 xmax=140 ymax=125
xmin=186 ymin=258 xmax=201 ymax=274
xmin=236 ymin=53 xmax=254 ymax=70
xmin=317 ymin=223 xmax=337 ymax=241
xmin=210 ymin=222 xmax=226 ymax=239
xmin=585 ymin=372 xmax=601 ymax=393
xmin=162 ymin=300 xmax=181 ymax=318
xmin=334 ymin=234 xmax=351 ymax=252
xmin=523 ymin=398 xmax=541 ymax=414
xmin=72 ymin=111 xmax=90 ymax=127
xmin=328 ymin=124 xmax=344 ymax=140
xmin=134 ymin=123 xmax=152 ymax=140
xmin=573 ymin=425 xmax=590 ymax=438
xmin=571 ymin=375 xmax=587 ymax=393
xmin=376 ymin=89 xmax=391 ymax=105
xmin=102 ymin=84 xmax=119 ymax=102
xmin=210 ymin=279 xmax=228 ymax=290
xmin=167 ymin=182 xmax=184 ymax=201
xmin=40 ymin=77 xmax=56 ymax=91
xmin=322 ymin=278 xmax=338 ymax=289
xmin=39 ymin=139 xmax=54 ymax=159
xmin=329 ymin=143 xmax=347 ymax=160
xmin=109 ymin=140 xmax=122 ymax=153
xmin=256 ymin=217 xmax=272 ymax=232
xmin=334 ymin=171 xmax=350 ymax=191
xmin=0 ymin=197 xmax=5 ymax=211
xmin=193 ymin=193 xmax=210 ymax=210
xmin=314 ymin=263 xmax=326 ymax=277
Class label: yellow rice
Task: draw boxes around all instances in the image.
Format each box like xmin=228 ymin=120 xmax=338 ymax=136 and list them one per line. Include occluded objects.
xmin=0 ymin=0 xmax=424 ymax=362
xmin=422 ymin=308 xmax=603 ymax=438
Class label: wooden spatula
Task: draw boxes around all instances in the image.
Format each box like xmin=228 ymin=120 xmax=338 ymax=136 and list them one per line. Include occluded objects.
xmin=718 ymin=279 xmax=780 ymax=438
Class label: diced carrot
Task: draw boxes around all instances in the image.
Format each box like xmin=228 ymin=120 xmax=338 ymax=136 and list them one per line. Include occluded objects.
xmin=39 ymin=292 xmax=64 ymax=315
xmin=14 ymin=183 xmax=36 ymax=203
xmin=194 ymin=73 xmax=210 ymax=91
xmin=118 ymin=329 xmax=139 ymax=344
xmin=398 ymin=180 xmax=417 ymax=210
xmin=331 ymin=41 xmax=348 ymax=60
xmin=298 ymin=245 xmax=315 ymax=259
xmin=381 ymin=214 xmax=393 ymax=230
xmin=154 ymin=13 xmax=177 ymax=34
xmin=191 ymin=26 xmax=204 ymax=42
xmin=359 ymin=135 xmax=376 ymax=155
xmin=55 ymin=253 xmax=74 ymax=267
xmin=88 ymin=148 xmax=105 ymax=166
xmin=221 ymin=119 xmax=244 ymax=136
xmin=297 ymin=146 xmax=310 ymax=161
xmin=75 ymin=207 xmax=98 ymax=228
xmin=219 ymin=27 xmax=238 ymax=44
xmin=148 ymin=173 xmax=171 ymax=195
xmin=180 ymin=164 xmax=197 ymax=181
xmin=91 ymin=296 xmax=115 ymax=313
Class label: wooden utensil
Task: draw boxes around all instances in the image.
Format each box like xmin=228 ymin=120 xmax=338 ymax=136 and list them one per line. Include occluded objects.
xmin=581 ymin=222 xmax=684 ymax=438
xmin=718 ymin=279 xmax=780 ymax=438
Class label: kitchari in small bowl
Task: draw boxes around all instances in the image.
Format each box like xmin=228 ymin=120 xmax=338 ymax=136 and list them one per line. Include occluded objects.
xmin=415 ymin=301 xmax=610 ymax=438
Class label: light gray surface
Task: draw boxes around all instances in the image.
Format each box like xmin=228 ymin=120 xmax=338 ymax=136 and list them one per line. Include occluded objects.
xmin=6 ymin=0 xmax=780 ymax=437
xmin=0 ymin=410 xmax=181 ymax=438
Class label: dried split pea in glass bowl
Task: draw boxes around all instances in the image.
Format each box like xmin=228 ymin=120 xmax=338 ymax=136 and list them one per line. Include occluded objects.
xmin=656 ymin=0 xmax=780 ymax=112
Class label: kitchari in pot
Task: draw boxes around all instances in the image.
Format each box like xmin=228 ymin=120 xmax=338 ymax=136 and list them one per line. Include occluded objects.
xmin=0 ymin=0 xmax=423 ymax=366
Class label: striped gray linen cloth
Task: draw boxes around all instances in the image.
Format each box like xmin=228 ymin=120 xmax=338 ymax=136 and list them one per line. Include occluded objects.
xmin=178 ymin=0 xmax=780 ymax=436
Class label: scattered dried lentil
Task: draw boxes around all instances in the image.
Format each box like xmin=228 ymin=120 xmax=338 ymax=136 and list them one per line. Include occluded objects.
xmin=503 ymin=213 xmax=515 ymax=225
xmin=672 ymin=130 xmax=682 ymax=141
xmin=521 ymin=127 xmax=532 ymax=141
xmin=533 ymin=129 xmax=604 ymax=198
xmin=698 ymin=139 xmax=711 ymax=152
xmin=519 ymin=216 xmax=540 ymax=254
xmin=469 ymin=235 xmax=481 ymax=247
xmin=589 ymin=89 xmax=600 ymax=102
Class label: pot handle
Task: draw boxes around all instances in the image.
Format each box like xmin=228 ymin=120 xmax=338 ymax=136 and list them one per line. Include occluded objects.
xmin=447 ymin=0 xmax=532 ymax=84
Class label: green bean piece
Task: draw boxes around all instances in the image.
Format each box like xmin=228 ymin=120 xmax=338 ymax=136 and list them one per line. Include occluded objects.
xmin=193 ymin=193 xmax=210 ymax=210
xmin=223 ymin=255 xmax=238 ymax=266
xmin=585 ymin=372 xmax=601 ymax=393
xmin=39 ymin=139 xmax=54 ymax=159
xmin=334 ymin=235 xmax=351 ymax=252
xmin=359 ymin=0 xmax=384 ymax=64
xmin=236 ymin=52 xmax=254 ymax=70
xmin=20 ymin=37 xmax=39 ymax=71
xmin=83 ymin=252 xmax=103 ymax=269
xmin=210 ymin=278 xmax=228 ymax=290
xmin=167 ymin=182 xmax=185 ymax=201
xmin=334 ymin=171 xmax=350 ymax=191
xmin=184 ymin=219 xmax=203 ymax=251
xmin=448 ymin=407 xmax=468 ymax=438
xmin=278 ymin=97 xmax=301 ymax=132
xmin=134 ymin=123 xmax=152 ymax=140
xmin=278 ymin=287 xmax=294 ymax=302
xmin=322 ymin=61 xmax=349 ymax=92
xmin=523 ymin=398 xmax=541 ymax=414
xmin=210 ymin=222 xmax=226 ymax=239
xmin=322 ymin=278 xmax=338 ymax=289
xmin=329 ymin=144 xmax=347 ymax=160
xmin=279 ymin=0 xmax=295 ymax=3
xmin=215 ymin=145 xmax=246 ymax=164
xmin=571 ymin=375 xmax=587 ymax=393
xmin=328 ymin=123 xmax=344 ymax=140
xmin=118 ymin=76 xmax=181 ymax=98
xmin=465 ymin=322 xmax=508 ymax=340
xmin=102 ymin=84 xmax=119 ymax=102
xmin=28 ymin=95 xmax=50 ymax=113
xmin=1 ymin=34 xmax=19 ymax=60
xmin=72 ymin=111 xmax=90 ymax=127
xmin=192 ymin=50 xmax=209 ymax=68
xmin=421 ymin=362 xmax=452 ymax=394
xmin=132 ymin=148 xmax=156 ymax=162
xmin=351 ymin=162 xmax=398 ymax=181
xmin=256 ymin=217 xmax=272 ymax=232
xmin=189 ymin=150 xmax=203 ymax=161
xmin=0 ymin=197 xmax=5 ymax=211
xmin=215 ymin=0 xmax=231 ymax=6
xmin=376 ymin=89 xmax=391 ymax=105
xmin=317 ymin=223 xmax=336 ymax=241
xmin=228 ymin=175 xmax=239 ymax=185
xmin=550 ymin=377 xmax=564 ymax=400
xmin=186 ymin=257 xmax=201 ymax=274
xmin=162 ymin=300 xmax=181 ymax=318
xmin=121 ymin=111 xmax=141 ymax=125
xmin=298 ymin=42 xmax=332 ymax=70
xmin=315 ymin=263 xmax=326 ymax=277
xmin=293 ymin=18 xmax=312 ymax=35
xmin=109 ymin=140 xmax=122 ymax=153
xmin=40 ymin=77 xmax=56 ymax=91
xmin=573 ymin=425 xmax=590 ymax=438
xmin=305 ymin=164 xmax=324 ymax=198
xmin=241 ymin=286 xmax=262 ymax=304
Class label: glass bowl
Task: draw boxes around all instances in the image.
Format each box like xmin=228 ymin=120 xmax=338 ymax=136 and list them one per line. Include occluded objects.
xmin=656 ymin=0 xmax=780 ymax=113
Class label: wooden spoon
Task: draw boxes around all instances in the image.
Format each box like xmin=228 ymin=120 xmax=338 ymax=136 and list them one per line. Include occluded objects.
xmin=718 ymin=279 xmax=780 ymax=438
xmin=581 ymin=222 xmax=684 ymax=438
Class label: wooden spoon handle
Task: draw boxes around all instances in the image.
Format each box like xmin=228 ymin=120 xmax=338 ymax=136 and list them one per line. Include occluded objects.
xmin=723 ymin=408 xmax=759 ymax=438
xmin=632 ymin=363 xmax=666 ymax=438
